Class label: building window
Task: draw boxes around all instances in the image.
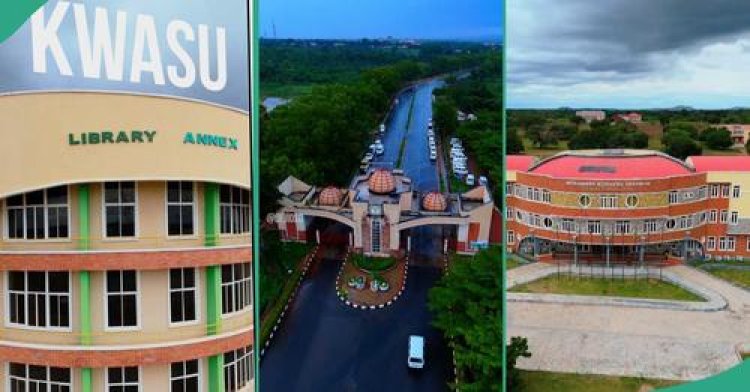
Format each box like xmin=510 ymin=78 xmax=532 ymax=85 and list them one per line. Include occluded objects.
xmin=506 ymin=183 xmax=513 ymax=195
xmin=643 ymin=219 xmax=659 ymax=233
xmin=698 ymin=186 xmax=708 ymax=199
xmin=542 ymin=189 xmax=551 ymax=203
xmin=543 ymin=217 xmax=553 ymax=229
xmin=721 ymin=184 xmax=730 ymax=197
xmin=6 ymin=186 xmax=69 ymax=240
xmin=709 ymin=210 xmax=717 ymax=223
xmin=730 ymin=211 xmax=739 ymax=224
xmin=732 ymin=185 xmax=741 ymax=198
xmin=720 ymin=210 xmax=728 ymax=223
xmin=506 ymin=230 xmax=515 ymax=244
xmin=727 ymin=236 xmax=736 ymax=251
xmin=710 ymin=184 xmax=719 ymax=198
xmin=170 ymin=360 xmax=200 ymax=392
xmin=106 ymin=270 xmax=138 ymax=329
xmin=561 ymin=218 xmax=575 ymax=232
xmin=107 ymin=367 xmax=139 ymax=392
xmin=625 ymin=194 xmax=639 ymax=208
xmin=678 ymin=216 xmax=688 ymax=230
xmin=600 ymin=195 xmax=617 ymax=209
xmin=615 ymin=220 xmax=630 ymax=234
xmin=666 ymin=219 xmax=676 ymax=230
xmin=526 ymin=187 xmax=533 ymax=200
xmin=169 ymin=268 xmax=197 ymax=324
xmin=533 ymin=188 xmax=540 ymax=201
xmin=167 ymin=182 xmax=194 ymax=236
xmin=220 ymin=185 xmax=250 ymax=234
xmin=587 ymin=220 xmax=601 ymax=235
xmin=222 ymin=262 xmax=252 ymax=315
xmin=224 ymin=345 xmax=253 ymax=392
xmin=9 ymin=363 xmax=71 ymax=392
xmin=668 ymin=191 xmax=679 ymax=204
xmin=506 ymin=207 xmax=513 ymax=220
xmin=747 ymin=238 xmax=750 ymax=252
xmin=104 ymin=182 xmax=136 ymax=237
xmin=7 ymin=271 xmax=70 ymax=329
xmin=706 ymin=237 xmax=716 ymax=250
xmin=579 ymin=194 xmax=591 ymax=208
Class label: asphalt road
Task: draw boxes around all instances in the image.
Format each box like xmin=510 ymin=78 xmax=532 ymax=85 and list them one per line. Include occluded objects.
xmin=260 ymin=82 xmax=451 ymax=391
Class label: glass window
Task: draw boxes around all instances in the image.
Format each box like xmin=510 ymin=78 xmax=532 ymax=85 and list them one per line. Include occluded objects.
xmin=170 ymin=360 xmax=200 ymax=392
xmin=506 ymin=230 xmax=515 ymax=244
xmin=732 ymin=185 xmax=741 ymax=198
xmin=170 ymin=268 xmax=197 ymax=324
xmin=221 ymin=262 xmax=252 ymax=315
xmin=625 ymin=194 xmax=639 ymax=208
xmin=104 ymin=182 xmax=136 ymax=237
xmin=709 ymin=210 xmax=717 ymax=223
xmin=730 ymin=211 xmax=739 ymax=224
xmin=720 ymin=210 xmax=728 ymax=223
xmin=107 ymin=367 xmax=140 ymax=392
xmin=106 ymin=270 xmax=138 ymax=328
xmin=579 ymin=194 xmax=591 ymax=208
xmin=6 ymin=186 xmax=69 ymax=240
xmin=223 ymin=345 xmax=253 ymax=392
xmin=600 ymin=195 xmax=617 ymax=209
xmin=587 ymin=220 xmax=601 ymax=234
xmin=9 ymin=363 xmax=71 ymax=392
xmin=7 ymin=271 xmax=70 ymax=328
xmin=706 ymin=237 xmax=716 ymax=250
xmin=220 ymin=185 xmax=250 ymax=235
xmin=167 ymin=182 xmax=195 ymax=236
xmin=668 ymin=191 xmax=679 ymax=204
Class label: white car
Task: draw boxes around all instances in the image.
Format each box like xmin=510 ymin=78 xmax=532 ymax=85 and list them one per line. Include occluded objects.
xmin=466 ymin=174 xmax=475 ymax=186
xmin=364 ymin=152 xmax=374 ymax=162
xmin=429 ymin=151 xmax=437 ymax=161
xmin=428 ymin=129 xmax=434 ymax=137
xmin=408 ymin=335 xmax=425 ymax=369
xmin=453 ymin=167 xmax=468 ymax=176
xmin=479 ymin=176 xmax=488 ymax=186
xmin=380 ymin=124 xmax=386 ymax=133
xmin=375 ymin=144 xmax=384 ymax=156
xmin=450 ymin=137 xmax=460 ymax=145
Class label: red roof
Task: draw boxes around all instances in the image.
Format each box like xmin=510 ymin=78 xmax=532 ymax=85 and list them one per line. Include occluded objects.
xmin=506 ymin=155 xmax=535 ymax=171
xmin=688 ymin=156 xmax=750 ymax=172
xmin=530 ymin=154 xmax=693 ymax=179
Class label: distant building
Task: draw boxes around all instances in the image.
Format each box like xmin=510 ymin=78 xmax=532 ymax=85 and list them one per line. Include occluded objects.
xmin=718 ymin=124 xmax=750 ymax=148
xmin=575 ymin=110 xmax=606 ymax=123
xmin=613 ymin=112 xmax=643 ymax=124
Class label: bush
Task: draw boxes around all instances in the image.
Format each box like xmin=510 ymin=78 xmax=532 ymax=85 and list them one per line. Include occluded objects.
xmin=351 ymin=254 xmax=397 ymax=272
xmin=702 ymin=127 xmax=733 ymax=150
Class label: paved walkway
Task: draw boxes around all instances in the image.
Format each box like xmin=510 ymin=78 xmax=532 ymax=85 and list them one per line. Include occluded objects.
xmin=507 ymin=263 xmax=750 ymax=380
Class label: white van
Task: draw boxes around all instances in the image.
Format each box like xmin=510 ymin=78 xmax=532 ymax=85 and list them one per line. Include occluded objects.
xmin=466 ymin=174 xmax=475 ymax=186
xmin=408 ymin=335 xmax=425 ymax=369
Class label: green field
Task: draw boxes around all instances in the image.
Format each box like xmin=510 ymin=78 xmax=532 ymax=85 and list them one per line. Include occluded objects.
xmin=704 ymin=268 xmax=750 ymax=289
xmin=516 ymin=370 xmax=679 ymax=392
xmin=261 ymin=82 xmax=316 ymax=99
xmin=510 ymin=275 xmax=705 ymax=301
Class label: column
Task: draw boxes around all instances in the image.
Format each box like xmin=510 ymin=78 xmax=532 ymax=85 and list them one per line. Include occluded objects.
xmin=606 ymin=240 xmax=611 ymax=268
xmin=203 ymin=183 xmax=224 ymax=392
xmin=78 ymin=184 xmax=93 ymax=392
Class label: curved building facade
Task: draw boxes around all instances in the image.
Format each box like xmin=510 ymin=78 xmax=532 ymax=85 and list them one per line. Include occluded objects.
xmin=0 ymin=92 xmax=253 ymax=391
xmin=506 ymin=150 xmax=750 ymax=264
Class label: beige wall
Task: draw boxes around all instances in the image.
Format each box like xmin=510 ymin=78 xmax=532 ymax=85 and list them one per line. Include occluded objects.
xmin=1 ymin=181 xmax=250 ymax=251
xmin=1 ymin=268 xmax=251 ymax=346
xmin=90 ymin=361 xmax=210 ymax=392
xmin=0 ymin=92 xmax=250 ymax=199
xmin=707 ymin=172 xmax=750 ymax=217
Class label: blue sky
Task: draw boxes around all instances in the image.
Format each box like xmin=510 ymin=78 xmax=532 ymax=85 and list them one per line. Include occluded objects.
xmin=260 ymin=0 xmax=503 ymax=41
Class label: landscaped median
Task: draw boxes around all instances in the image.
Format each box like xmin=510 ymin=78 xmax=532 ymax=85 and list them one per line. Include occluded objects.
xmin=692 ymin=259 xmax=750 ymax=291
xmin=506 ymin=264 xmax=727 ymax=311
xmin=336 ymin=252 xmax=408 ymax=308
xmin=516 ymin=370 xmax=679 ymax=392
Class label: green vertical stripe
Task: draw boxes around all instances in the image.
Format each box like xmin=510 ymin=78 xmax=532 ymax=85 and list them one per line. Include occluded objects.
xmin=208 ymin=354 xmax=225 ymax=392
xmin=77 ymin=184 xmax=93 ymax=391
xmin=204 ymin=183 xmax=220 ymax=247
xmin=206 ymin=265 xmax=222 ymax=335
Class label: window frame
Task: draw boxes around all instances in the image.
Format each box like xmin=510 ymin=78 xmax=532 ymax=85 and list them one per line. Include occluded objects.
xmin=3 ymin=186 xmax=71 ymax=242
xmin=732 ymin=185 xmax=741 ymax=198
xmin=103 ymin=270 xmax=141 ymax=331
xmin=105 ymin=366 xmax=141 ymax=392
xmin=5 ymin=271 xmax=72 ymax=331
xmin=165 ymin=181 xmax=197 ymax=238
xmin=6 ymin=363 xmax=73 ymax=392
xmin=730 ymin=211 xmax=739 ymax=225
xmin=506 ymin=230 xmax=515 ymax=244
xmin=169 ymin=359 xmax=202 ymax=392
xmin=219 ymin=185 xmax=250 ymax=236
xmin=221 ymin=262 xmax=252 ymax=317
xmin=223 ymin=346 xmax=253 ymax=392
xmin=168 ymin=267 xmax=200 ymax=327
xmin=102 ymin=182 xmax=139 ymax=240
xmin=706 ymin=236 xmax=716 ymax=251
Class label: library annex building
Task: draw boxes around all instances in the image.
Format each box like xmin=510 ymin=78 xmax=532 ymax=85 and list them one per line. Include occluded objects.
xmin=506 ymin=149 xmax=750 ymax=265
xmin=0 ymin=91 xmax=253 ymax=391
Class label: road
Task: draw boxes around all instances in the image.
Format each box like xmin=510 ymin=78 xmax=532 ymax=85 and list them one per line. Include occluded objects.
xmin=260 ymin=81 xmax=451 ymax=391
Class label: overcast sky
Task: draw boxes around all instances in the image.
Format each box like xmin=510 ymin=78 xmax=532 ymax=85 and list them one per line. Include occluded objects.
xmin=508 ymin=0 xmax=750 ymax=109
xmin=261 ymin=0 xmax=502 ymax=41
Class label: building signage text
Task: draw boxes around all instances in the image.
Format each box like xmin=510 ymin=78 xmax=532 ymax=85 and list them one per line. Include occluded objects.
xmin=183 ymin=131 xmax=238 ymax=150
xmin=565 ymin=180 xmax=652 ymax=188
xmin=68 ymin=130 xmax=156 ymax=145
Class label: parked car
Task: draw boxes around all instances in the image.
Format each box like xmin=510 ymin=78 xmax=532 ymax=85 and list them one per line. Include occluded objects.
xmin=408 ymin=335 xmax=425 ymax=369
xmin=364 ymin=152 xmax=374 ymax=161
xmin=450 ymin=137 xmax=460 ymax=145
xmin=453 ymin=167 xmax=468 ymax=176
xmin=375 ymin=144 xmax=384 ymax=156
xmin=380 ymin=124 xmax=386 ymax=133
xmin=429 ymin=150 xmax=437 ymax=161
xmin=466 ymin=174 xmax=475 ymax=186
xmin=479 ymin=176 xmax=488 ymax=186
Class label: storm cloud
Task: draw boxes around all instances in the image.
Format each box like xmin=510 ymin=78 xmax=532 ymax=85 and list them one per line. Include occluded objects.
xmin=508 ymin=0 xmax=750 ymax=108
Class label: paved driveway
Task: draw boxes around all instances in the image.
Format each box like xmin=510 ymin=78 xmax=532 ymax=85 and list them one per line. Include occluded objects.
xmin=507 ymin=264 xmax=750 ymax=380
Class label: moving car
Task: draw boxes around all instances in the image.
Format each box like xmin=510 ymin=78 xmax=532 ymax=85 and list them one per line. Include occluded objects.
xmin=408 ymin=335 xmax=425 ymax=369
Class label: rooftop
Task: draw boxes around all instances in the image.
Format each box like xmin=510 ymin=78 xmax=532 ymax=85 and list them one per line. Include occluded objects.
xmin=528 ymin=149 xmax=694 ymax=179
xmin=506 ymin=155 xmax=535 ymax=171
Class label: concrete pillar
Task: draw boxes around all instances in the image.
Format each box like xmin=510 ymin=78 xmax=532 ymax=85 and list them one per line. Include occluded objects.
xmin=606 ymin=242 xmax=611 ymax=268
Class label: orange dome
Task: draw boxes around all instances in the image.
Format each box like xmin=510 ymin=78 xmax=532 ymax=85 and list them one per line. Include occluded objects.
xmin=368 ymin=169 xmax=396 ymax=194
xmin=318 ymin=186 xmax=342 ymax=206
xmin=422 ymin=192 xmax=447 ymax=211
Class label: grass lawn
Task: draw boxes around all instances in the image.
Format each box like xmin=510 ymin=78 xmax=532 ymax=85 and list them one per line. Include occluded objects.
xmin=521 ymin=137 xmax=568 ymax=158
xmin=510 ymin=275 xmax=705 ymax=301
xmin=506 ymin=257 xmax=520 ymax=270
xmin=351 ymin=254 xmax=397 ymax=272
xmin=704 ymin=269 xmax=750 ymax=290
xmin=516 ymin=370 xmax=679 ymax=392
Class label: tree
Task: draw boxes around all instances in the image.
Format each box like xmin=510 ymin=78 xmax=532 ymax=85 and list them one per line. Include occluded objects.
xmin=506 ymin=128 xmax=524 ymax=154
xmin=702 ymin=127 xmax=733 ymax=150
xmin=746 ymin=139 xmax=750 ymax=155
xmin=434 ymin=96 xmax=458 ymax=139
xmin=428 ymin=247 xmax=529 ymax=391
xmin=663 ymin=130 xmax=703 ymax=159
xmin=526 ymin=124 xmax=559 ymax=148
